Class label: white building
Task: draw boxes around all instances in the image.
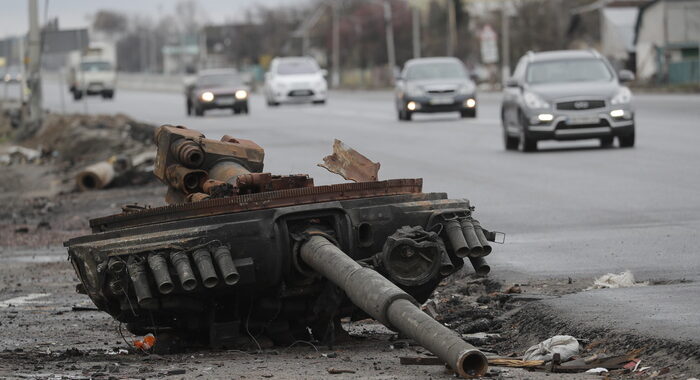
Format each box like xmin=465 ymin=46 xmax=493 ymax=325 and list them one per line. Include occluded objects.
xmin=635 ymin=0 xmax=700 ymax=83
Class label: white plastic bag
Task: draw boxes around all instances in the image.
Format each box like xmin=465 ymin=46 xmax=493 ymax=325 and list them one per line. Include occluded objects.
xmin=523 ymin=335 xmax=580 ymax=362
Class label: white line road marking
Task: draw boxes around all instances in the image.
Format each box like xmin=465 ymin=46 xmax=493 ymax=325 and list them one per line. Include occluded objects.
xmin=0 ymin=293 xmax=51 ymax=308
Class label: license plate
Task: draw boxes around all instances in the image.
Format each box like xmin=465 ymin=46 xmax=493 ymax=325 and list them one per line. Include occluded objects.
xmin=567 ymin=116 xmax=599 ymax=125
xmin=429 ymin=97 xmax=454 ymax=105
xmin=216 ymin=98 xmax=234 ymax=105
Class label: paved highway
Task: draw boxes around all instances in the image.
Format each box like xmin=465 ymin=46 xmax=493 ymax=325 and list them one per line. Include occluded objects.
xmin=36 ymin=81 xmax=700 ymax=345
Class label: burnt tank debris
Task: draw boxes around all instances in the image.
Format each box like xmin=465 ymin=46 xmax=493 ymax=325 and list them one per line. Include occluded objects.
xmin=64 ymin=125 xmax=502 ymax=378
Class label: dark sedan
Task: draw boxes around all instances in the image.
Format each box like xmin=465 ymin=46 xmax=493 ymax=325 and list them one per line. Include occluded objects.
xmin=394 ymin=57 xmax=477 ymax=121
xmin=186 ymin=69 xmax=249 ymax=116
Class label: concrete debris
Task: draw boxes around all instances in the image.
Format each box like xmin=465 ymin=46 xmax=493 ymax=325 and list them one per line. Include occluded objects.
xmin=585 ymin=367 xmax=608 ymax=373
xmin=589 ymin=270 xmax=647 ymax=289
xmin=318 ymin=139 xmax=380 ymax=182
xmin=76 ymin=151 xmax=157 ymax=191
xmin=0 ymin=146 xmax=41 ymax=165
xmin=523 ymin=335 xmax=580 ymax=362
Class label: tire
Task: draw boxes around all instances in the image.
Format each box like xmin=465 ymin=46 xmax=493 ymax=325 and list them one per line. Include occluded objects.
xmin=404 ymin=111 xmax=412 ymax=121
xmin=460 ymin=109 xmax=476 ymax=118
xmin=73 ymin=91 xmax=83 ymax=101
xmin=242 ymin=104 xmax=249 ymax=114
xmin=101 ymin=90 xmax=114 ymax=99
xmin=232 ymin=108 xmax=241 ymax=114
xmin=618 ymin=132 xmax=635 ymax=148
xmin=194 ymin=106 xmax=204 ymax=116
xmin=312 ymin=100 xmax=326 ymax=105
xmin=504 ymin=131 xmax=519 ymax=150
xmin=186 ymin=101 xmax=192 ymax=115
xmin=600 ymin=136 xmax=614 ymax=148
xmin=397 ymin=109 xmax=405 ymax=121
xmin=518 ymin=110 xmax=537 ymax=152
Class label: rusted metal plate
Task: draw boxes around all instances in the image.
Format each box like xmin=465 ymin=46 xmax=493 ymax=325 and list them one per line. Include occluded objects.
xmin=319 ymin=139 xmax=380 ymax=182
xmin=90 ymin=178 xmax=423 ymax=231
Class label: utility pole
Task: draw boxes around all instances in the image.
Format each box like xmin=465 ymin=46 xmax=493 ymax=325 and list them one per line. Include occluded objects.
xmin=412 ymin=5 xmax=421 ymax=58
xmin=27 ymin=0 xmax=43 ymax=124
xmin=331 ymin=1 xmax=340 ymax=88
xmin=383 ymin=0 xmax=396 ymax=84
xmin=501 ymin=2 xmax=511 ymax=85
xmin=446 ymin=0 xmax=457 ymax=57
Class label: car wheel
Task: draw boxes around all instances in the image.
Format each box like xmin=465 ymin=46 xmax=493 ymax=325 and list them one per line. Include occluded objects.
xmin=618 ymin=132 xmax=635 ymax=148
xmin=73 ymin=91 xmax=83 ymax=101
xmin=460 ymin=109 xmax=476 ymax=118
xmin=242 ymin=104 xmax=249 ymax=114
xmin=233 ymin=107 xmax=241 ymax=114
xmin=600 ymin=137 xmax=614 ymax=148
xmin=312 ymin=100 xmax=326 ymax=105
xmin=504 ymin=131 xmax=519 ymax=150
xmin=101 ymin=90 xmax=114 ymax=99
xmin=194 ymin=106 xmax=204 ymax=116
xmin=405 ymin=111 xmax=412 ymax=121
xmin=518 ymin=110 xmax=537 ymax=152
xmin=186 ymin=101 xmax=192 ymax=115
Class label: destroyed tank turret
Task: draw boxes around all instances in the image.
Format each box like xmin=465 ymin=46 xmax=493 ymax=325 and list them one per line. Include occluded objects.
xmin=65 ymin=125 xmax=503 ymax=378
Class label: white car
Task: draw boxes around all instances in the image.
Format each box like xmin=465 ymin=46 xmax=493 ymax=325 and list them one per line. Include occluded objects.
xmin=264 ymin=57 xmax=327 ymax=106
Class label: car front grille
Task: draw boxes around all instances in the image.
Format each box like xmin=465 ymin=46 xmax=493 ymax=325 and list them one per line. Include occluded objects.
xmin=556 ymin=119 xmax=610 ymax=130
xmin=556 ymin=100 xmax=605 ymax=110
xmin=288 ymin=90 xmax=314 ymax=97
xmin=427 ymin=89 xmax=455 ymax=94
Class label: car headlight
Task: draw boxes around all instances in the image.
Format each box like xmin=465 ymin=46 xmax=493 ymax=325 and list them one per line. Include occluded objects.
xmin=200 ymin=91 xmax=214 ymax=102
xmin=610 ymin=87 xmax=632 ymax=105
xmin=523 ymin=91 xmax=549 ymax=109
xmin=235 ymin=90 xmax=248 ymax=100
xmin=406 ymin=84 xmax=424 ymax=97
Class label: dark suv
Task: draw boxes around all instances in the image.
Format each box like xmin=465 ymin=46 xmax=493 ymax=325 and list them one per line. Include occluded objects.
xmin=501 ymin=50 xmax=635 ymax=151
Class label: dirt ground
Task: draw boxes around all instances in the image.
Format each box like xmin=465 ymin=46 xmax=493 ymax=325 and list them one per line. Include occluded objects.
xmin=1 ymin=158 xmax=698 ymax=379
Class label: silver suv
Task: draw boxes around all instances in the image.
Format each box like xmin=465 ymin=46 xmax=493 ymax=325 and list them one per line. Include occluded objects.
xmin=501 ymin=50 xmax=635 ymax=151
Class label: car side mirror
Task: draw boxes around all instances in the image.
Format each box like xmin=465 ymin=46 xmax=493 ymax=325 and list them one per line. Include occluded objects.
xmin=320 ymin=69 xmax=328 ymax=77
xmin=505 ymin=77 xmax=519 ymax=88
xmin=618 ymin=70 xmax=635 ymax=83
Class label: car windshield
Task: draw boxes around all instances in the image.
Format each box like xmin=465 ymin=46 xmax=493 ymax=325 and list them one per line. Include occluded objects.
xmin=197 ymin=73 xmax=241 ymax=87
xmin=526 ymin=59 xmax=613 ymax=84
xmin=81 ymin=61 xmax=112 ymax=71
xmin=405 ymin=62 xmax=466 ymax=80
xmin=276 ymin=60 xmax=319 ymax=75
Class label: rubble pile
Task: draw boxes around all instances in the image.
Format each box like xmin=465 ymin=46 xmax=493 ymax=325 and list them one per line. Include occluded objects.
xmin=19 ymin=113 xmax=155 ymax=167
xmin=1 ymin=113 xmax=158 ymax=191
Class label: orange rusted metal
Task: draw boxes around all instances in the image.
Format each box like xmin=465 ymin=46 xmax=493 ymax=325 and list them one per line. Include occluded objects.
xmin=318 ymin=139 xmax=381 ymax=182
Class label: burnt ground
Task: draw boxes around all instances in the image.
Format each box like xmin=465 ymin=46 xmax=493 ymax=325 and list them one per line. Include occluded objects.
xmin=1 ymin=162 xmax=698 ymax=379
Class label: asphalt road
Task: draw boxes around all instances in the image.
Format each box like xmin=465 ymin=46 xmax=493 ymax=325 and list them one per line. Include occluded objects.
xmin=24 ymin=81 xmax=700 ymax=348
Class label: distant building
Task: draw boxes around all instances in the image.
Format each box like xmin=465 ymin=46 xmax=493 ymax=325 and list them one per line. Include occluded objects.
xmin=162 ymin=34 xmax=200 ymax=74
xmin=634 ymin=0 xmax=700 ymax=84
xmin=568 ymin=0 xmax=650 ymax=71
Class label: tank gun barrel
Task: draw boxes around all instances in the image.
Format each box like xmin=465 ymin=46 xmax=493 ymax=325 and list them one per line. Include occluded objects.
xmin=299 ymin=234 xmax=488 ymax=378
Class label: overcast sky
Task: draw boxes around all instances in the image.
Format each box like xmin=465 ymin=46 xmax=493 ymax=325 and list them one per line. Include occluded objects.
xmin=1 ymin=0 xmax=305 ymax=39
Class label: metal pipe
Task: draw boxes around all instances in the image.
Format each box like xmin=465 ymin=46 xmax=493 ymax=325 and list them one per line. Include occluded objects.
xmin=171 ymin=139 xmax=204 ymax=168
xmin=76 ymin=161 xmax=114 ymax=191
xmin=444 ymin=220 xmax=469 ymax=258
xmin=460 ymin=220 xmax=484 ymax=257
xmin=439 ymin=250 xmax=456 ymax=276
xmin=208 ymin=160 xmax=251 ymax=184
xmin=472 ymin=220 xmax=492 ymax=256
xmin=468 ymin=256 xmax=490 ymax=277
xmin=193 ymin=248 xmax=219 ymax=288
xmin=147 ymin=253 xmax=174 ymax=294
xmin=299 ymin=235 xmax=487 ymax=378
xmin=126 ymin=256 xmax=157 ymax=309
xmin=212 ymin=246 xmax=239 ymax=285
xmin=170 ymin=251 xmax=197 ymax=291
